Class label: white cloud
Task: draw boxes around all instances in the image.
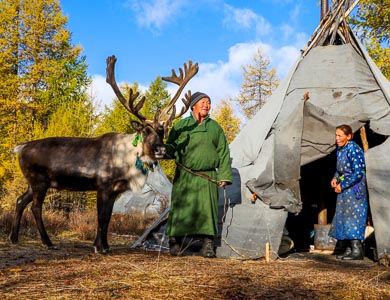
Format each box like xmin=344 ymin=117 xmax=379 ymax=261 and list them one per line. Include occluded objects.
xmin=271 ymin=45 xmax=301 ymax=77
xmin=89 ymin=75 xmax=149 ymax=112
xmin=88 ymin=75 xmax=115 ymax=111
xmin=164 ymin=40 xmax=301 ymax=117
xmin=91 ymin=40 xmax=301 ymax=116
xmin=223 ymin=4 xmax=258 ymax=29
xmin=127 ymin=0 xmax=187 ymax=30
xmin=223 ymin=4 xmax=272 ymax=36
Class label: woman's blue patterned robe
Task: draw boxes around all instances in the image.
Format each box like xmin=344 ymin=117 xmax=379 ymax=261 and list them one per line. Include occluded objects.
xmin=328 ymin=141 xmax=368 ymax=241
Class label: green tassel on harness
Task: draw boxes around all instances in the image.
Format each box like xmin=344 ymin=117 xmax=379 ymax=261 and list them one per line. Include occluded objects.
xmin=132 ymin=133 xmax=143 ymax=147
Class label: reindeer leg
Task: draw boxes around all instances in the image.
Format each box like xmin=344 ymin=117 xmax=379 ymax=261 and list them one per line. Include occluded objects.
xmin=9 ymin=186 xmax=34 ymax=244
xmin=30 ymin=187 xmax=55 ymax=249
xmin=94 ymin=189 xmax=117 ymax=254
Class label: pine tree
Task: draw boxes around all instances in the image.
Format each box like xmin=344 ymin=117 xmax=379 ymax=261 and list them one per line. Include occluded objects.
xmin=235 ymin=48 xmax=279 ymax=120
xmin=142 ymin=76 xmax=170 ymax=119
xmin=143 ymin=77 xmax=175 ymax=182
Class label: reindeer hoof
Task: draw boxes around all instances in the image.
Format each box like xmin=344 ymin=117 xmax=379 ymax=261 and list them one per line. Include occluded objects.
xmin=93 ymin=246 xmax=112 ymax=255
xmin=102 ymin=248 xmax=112 ymax=255
xmin=46 ymin=244 xmax=59 ymax=250
xmin=8 ymin=235 xmax=18 ymax=244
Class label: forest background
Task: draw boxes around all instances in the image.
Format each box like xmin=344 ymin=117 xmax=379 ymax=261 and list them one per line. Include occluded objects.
xmin=0 ymin=0 xmax=389 ymax=213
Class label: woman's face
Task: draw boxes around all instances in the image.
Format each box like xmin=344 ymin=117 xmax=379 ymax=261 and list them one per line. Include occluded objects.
xmin=335 ymin=128 xmax=351 ymax=147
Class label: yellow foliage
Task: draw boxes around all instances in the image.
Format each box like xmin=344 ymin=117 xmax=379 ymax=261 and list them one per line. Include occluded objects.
xmin=211 ymin=99 xmax=241 ymax=143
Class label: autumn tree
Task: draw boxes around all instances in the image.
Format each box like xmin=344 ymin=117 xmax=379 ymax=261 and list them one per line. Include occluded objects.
xmin=0 ymin=0 xmax=91 ymax=201
xmin=94 ymin=82 xmax=143 ymax=136
xmin=211 ymin=99 xmax=241 ymax=143
xmin=235 ymin=48 xmax=279 ymax=120
xmin=350 ymin=0 xmax=390 ymax=79
xmin=34 ymin=100 xmax=97 ymax=138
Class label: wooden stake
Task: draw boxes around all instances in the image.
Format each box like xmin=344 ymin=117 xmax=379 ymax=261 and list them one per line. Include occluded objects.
xmin=265 ymin=242 xmax=270 ymax=263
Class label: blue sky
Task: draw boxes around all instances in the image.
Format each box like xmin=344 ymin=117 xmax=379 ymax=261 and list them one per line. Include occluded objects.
xmin=60 ymin=0 xmax=322 ymax=111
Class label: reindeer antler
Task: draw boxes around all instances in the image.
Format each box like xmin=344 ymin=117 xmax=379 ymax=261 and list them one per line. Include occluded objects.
xmin=106 ymin=56 xmax=199 ymax=132
xmin=106 ymin=56 xmax=154 ymax=125
xmin=159 ymin=60 xmax=199 ymax=129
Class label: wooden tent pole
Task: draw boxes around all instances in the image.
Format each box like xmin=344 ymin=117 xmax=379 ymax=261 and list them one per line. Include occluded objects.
xmin=318 ymin=208 xmax=328 ymax=225
xmin=303 ymin=0 xmax=360 ymax=57
xmin=360 ymin=126 xmax=369 ymax=152
xmin=303 ymin=0 xmax=346 ymax=56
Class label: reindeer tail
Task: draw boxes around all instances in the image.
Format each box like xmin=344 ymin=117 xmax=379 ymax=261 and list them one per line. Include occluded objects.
xmin=13 ymin=144 xmax=26 ymax=154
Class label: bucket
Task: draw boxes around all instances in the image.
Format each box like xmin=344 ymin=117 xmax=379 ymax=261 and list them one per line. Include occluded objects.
xmin=314 ymin=224 xmax=337 ymax=250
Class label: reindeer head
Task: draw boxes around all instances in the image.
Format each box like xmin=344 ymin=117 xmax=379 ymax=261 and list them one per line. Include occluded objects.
xmin=105 ymin=56 xmax=199 ymax=141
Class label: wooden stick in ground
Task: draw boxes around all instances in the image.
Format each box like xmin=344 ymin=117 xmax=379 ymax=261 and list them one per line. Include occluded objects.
xmin=265 ymin=242 xmax=270 ymax=263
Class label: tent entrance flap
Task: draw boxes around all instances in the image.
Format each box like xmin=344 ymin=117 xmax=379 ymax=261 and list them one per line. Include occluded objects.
xmin=286 ymin=154 xmax=336 ymax=251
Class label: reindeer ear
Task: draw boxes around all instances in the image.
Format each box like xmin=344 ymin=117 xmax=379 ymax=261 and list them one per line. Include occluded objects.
xmin=131 ymin=121 xmax=143 ymax=133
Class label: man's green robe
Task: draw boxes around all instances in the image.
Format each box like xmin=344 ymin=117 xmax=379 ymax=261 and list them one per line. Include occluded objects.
xmin=165 ymin=115 xmax=232 ymax=237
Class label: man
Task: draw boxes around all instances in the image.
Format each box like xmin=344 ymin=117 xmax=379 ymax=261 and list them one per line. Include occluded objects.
xmin=165 ymin=92 xmax=232 ymax=258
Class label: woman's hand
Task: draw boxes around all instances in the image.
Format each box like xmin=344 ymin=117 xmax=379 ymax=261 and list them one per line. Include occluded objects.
xmin=219 ymin=181 xmax=228 ymax=187
xmin=334 ymin=184 xmax=342 ymax=194
xmin=330 ymin=178 xmax=338 ymax=188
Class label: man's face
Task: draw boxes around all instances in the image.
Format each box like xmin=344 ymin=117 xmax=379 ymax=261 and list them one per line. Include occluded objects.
xmin=192 ymin=97 xmax=211 ymax=119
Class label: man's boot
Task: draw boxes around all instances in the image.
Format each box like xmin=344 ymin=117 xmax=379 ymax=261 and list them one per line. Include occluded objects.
xmin=200 ymin=236 xmax=216 ymax=258
xmin=169 ymin=236 xmax=182 ymax=256
xmin=336 ymin=240 xmax=352 ymax=259
xmin=342 ymin=239 xmax=364 ymax=260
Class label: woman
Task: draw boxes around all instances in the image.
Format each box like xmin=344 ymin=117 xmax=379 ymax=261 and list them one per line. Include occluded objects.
xmin=329 ymin=124 xmax=368 ymax=260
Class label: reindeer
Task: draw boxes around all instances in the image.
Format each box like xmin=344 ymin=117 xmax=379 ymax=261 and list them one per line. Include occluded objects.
xmin=9 ymin=56 xmax=198 ymax=254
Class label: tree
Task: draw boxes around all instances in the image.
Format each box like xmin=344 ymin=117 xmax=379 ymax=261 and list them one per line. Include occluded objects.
xmin=0 ymin=0 xmax=91 ymax=198
xmin=142 ymin=77 xmax=176 ymax=182
xmin=350 ymin=0 xmax=390 ymax=79
xmin=94 ymin=82 xmax=142 ymax=136
xmin=211 ymin=99 xmax=241 ymax=143
xmin=33 ymin=100 xmax=97 ymax=138
xmin=142 ymin=76 xmax=170 ymax=119
xmin=235 ymin=48 xmax=279 ymax=120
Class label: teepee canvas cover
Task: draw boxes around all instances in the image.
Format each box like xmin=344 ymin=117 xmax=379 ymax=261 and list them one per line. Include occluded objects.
xmin=217 ymin=0 xmax=390 ymax=261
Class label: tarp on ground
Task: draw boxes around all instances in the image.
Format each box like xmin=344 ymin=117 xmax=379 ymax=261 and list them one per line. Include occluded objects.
xmin=113 ymin=163 xmax=171 ymax=217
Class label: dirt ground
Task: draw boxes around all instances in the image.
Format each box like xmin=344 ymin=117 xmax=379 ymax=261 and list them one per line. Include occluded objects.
xmin=0 ymin=233 xmax=389 ymax=300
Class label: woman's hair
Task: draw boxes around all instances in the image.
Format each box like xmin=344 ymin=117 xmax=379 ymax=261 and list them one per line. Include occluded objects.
xmin=336 ymin=124 xmax=353 ymax=138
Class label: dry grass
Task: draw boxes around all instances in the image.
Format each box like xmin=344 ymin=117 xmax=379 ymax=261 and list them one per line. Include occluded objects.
xmin=0 ymin=210 xmax=389 ymax=299
xmin=0 ymin=209 xmax=155 ymax=242
xmin=0 ymin=235 xmax=389 ymax=300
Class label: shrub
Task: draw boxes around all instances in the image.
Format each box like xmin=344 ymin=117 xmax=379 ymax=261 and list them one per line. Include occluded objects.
xmin=0 ymin=207 xmax=158 ymax=242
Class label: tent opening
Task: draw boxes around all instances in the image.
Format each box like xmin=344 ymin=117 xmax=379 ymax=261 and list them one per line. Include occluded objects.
xmin=285 ymin=124 xmax=387 ymax=253
xmin=286 ymin=153 xmax=336 ymax=252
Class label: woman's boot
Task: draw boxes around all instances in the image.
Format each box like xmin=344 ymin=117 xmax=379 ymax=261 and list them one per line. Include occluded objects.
xmin=336 ymin=240 xmax=351 ymax=259
xmin=342 ymin=239 xmax=364 ymax=260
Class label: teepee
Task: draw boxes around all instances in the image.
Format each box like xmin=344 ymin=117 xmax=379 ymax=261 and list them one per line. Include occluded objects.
xmin=216 ymin=0 xmax=390 ymax=263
